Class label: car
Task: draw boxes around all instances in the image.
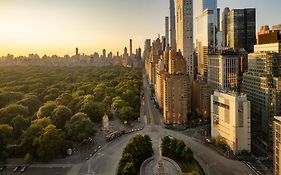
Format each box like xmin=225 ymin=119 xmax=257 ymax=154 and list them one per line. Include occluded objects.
xmin=0 ymin=166 xmax=6 ymax=172
xmin=20 ymin=166 xmax=28 ymax=173
xmin=13 ymin=166 xmax=21 ymax=173
xmin=206 ymin=138 xmax=211 ymax=143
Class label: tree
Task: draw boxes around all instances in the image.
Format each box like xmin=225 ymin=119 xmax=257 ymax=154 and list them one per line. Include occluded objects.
xmin=37 ymin=101 xmax=56 ymax=118
xmin=0 ymin=91 xmax=24 ymax=108
xmin=117 ymin=135 xmax=153 ymax=175
xmin=0 ymin=104 xmax=29 ymax=124
xmin=161 ymin=136 xmax=193 ymax=162
xmin=24 ymin=153 xmax=32 ymax=163
xmin=79 ymin=95 xmax=105 ymax=122
xmin=55 ymin=93 xmax=72 ymax=106
xmin=17 ymin=94 xmax=41 ymax=116
xmin=66 ymin=112 xmax=96 ymax=142
xmin=36 ymin=124 xmax=65 ymax=161
xmin=112 ymin=96 xmax=128 ymax=110
xmin=118 ymin=106 xmax=137 ymax=122
xmin=11 ymin=115 xmax=29 ymax=139
xmin=0 ymin=124 xmax=13 ymax=145
xmin=0 ymin=124 xmax=13 ymax=162
xmin=119 ymin=162 xmax=137 ymax=175
xmin=93 ymin=83 xmax=106 ymax=101
xmin=51 ymin=105 xmax=72 ymax=129
xmin=42 ymin=88 xmax=61 ymax=102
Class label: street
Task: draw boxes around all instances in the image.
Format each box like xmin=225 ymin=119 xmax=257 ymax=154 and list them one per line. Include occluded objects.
xmin=77 ymin=74 xmax=256 ymax=175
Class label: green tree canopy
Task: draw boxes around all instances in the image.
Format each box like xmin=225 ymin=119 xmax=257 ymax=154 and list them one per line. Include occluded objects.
xmin=0 ymin=104 xmax=29 ymax=124
xmin=35 ymin=124 xmax=65 ymax=161
xmin=37 ymin=101 xmax=56 ymax=118
xmin=51 ymin=105 xmax=72 ymax=129
xmin=66 ymin=112 xmax=96 ymax=142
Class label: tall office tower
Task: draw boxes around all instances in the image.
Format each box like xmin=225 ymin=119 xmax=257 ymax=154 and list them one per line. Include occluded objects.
xmin=217 ymin=8 xmax=220 ymax=30
xmin=196 ymin=0 xmax=218 ymax=77
xmin=136 ymin=47 xmax=142 ymax=60
xmin=165 ymin=16 xmax=169 ymax=47
xmin=225 ymin=8 xmax=256 ymax=53
xmin=102 ymin=49 xmax=106 ymax=58
xmin=274 ymin=116 xmax=281 ymax=175
xmin=161 ymin=36 xmax=167 ymax=51
xmin=242 ymin=26 xmax=281 ymax=140
xmin=211 ymin=91 xmax=251 ymax=154
xmin=76 ymin=47 xmax=79 ymax=55
xmin=208 ymin=50 xmax=240 ymax=91
xmin=221 ymin=7 xmax=230 ymax=47
xmin=176 ymin=0 xmax=194 ymax=78
xmin=170 ymin=0 xmax=176 ymax=50
xmin=130 ymin=39 xmax=133 ymax=57
xmin=143 ymin=39 xmax=151 ymax=60
xmin=108 ymin=52 xmax=113 ymax=60
xmin=164 ymin=50 xmax=191 ymax=126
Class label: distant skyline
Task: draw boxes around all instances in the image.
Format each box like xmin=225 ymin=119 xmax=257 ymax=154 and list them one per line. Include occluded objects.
xmin=0 ymin=0 xmax=280 ymax=57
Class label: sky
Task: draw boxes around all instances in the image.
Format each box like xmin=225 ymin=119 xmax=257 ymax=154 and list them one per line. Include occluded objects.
xmin=0 ymin=0 xmax=280 ymax=57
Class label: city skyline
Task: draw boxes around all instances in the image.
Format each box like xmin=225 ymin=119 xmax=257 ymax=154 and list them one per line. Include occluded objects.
xmin=0 ymin=0 xmax=280 ymax=57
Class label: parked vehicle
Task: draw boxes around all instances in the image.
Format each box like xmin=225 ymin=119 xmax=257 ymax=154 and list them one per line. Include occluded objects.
xmin=20 ymin=166 xmax=28 ymax=173
xmin=13 ymin=166 xmax=21 ymax=173
xmin=0 ymin=166 xmax=6 ymax=172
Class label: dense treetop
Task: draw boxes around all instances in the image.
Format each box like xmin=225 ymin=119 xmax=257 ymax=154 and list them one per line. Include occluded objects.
xmin=0 ymin=65 xmax=142 ymax=161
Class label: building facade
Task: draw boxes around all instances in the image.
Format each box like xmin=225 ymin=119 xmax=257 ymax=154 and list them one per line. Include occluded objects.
xmin=211 ymin=91 xmax=251 ymax=154
xmin=242 ymin=26 xmax=281 ymax=139
xmin=196 ymin=0 xmax=218 ymax=77
xmin=170 ymin=0 xmax=177 ymax=50
xmin=163 ymin=50 xmax=191 ymax=126
xmin=224 ymin=8 xmax=256 ymax=53
xmin=192 ymin=78 xmax=212 ymax=118
xmin=208 ymin=51 xmax=240 ymax=91
xmin=273 ymin=116 xmax=281 ymax=175
xmin=176 ymin=0 xmax=194 ymax=77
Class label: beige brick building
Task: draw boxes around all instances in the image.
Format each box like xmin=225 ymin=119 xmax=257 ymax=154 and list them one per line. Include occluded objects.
xmin=163 ymin=49 xmax=191 ymax=126
xmin=192 ymin=78 xmax=212 ymax=118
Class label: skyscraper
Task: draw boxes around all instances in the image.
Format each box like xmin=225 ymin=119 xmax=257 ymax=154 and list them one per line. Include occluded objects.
xmin=221 ymin=7 xmax=230 ymax=47
xmin=165 ymin=16 xmax=169 ymax=47
xmin=102 ymin=49 xmax=106 ymax=58
xmin=196 ymin=0 xmax=218 ymax=77
xmin=224 ymin=8 xmax=256 ymax=53
xmin=176 ymin=0 xmax=194 ymax=77
xmin=170 ymin=0 xmax=176 ymax=50
xmin=129 ymin=39 xmax=133 ymax=58
xmin=242 ymin=26 xmax=281 ymax=140
xmin=143 ymin=39 xmax=151 ymax=60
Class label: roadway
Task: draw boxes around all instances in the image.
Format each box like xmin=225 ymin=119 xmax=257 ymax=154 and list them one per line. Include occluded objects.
xmin=77 ymin=74 xmax=256 ymax=175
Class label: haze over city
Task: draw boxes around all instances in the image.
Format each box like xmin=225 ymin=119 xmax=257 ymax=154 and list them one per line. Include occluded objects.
xmin=0 ymin=0 xmax=280 ymax=56
xmin=1 ymin=0 xmax=281 ymax=175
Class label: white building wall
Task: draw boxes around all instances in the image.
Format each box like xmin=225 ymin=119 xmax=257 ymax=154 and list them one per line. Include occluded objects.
xmin=211 ymin=91 xmax=251 ymax=154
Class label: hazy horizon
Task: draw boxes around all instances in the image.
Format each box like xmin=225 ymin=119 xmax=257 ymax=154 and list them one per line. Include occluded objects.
xmin=0 ymin=0 xmax=280 ymax=57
